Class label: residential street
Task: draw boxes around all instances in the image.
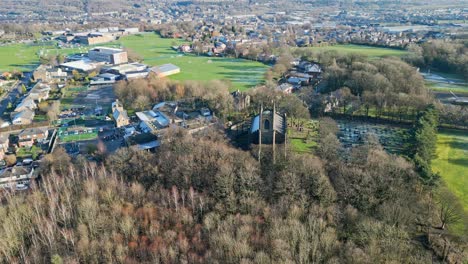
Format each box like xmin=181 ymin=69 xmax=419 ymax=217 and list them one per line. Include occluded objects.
xmin=0 ymin=72 xmax=31 ymax=119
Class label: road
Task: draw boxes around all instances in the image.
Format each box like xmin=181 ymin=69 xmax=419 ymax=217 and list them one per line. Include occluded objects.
xmin=0 ymin=72 xmax=32 ymax=120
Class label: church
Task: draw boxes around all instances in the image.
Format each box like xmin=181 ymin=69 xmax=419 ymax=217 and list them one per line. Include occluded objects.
xmin=250 ymin=108 xmax=287 ymax=145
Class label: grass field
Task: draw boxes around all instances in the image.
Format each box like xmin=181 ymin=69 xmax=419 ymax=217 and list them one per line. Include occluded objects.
xmin=0 ymin=42 xmax=84 ymax=72
xmin=297 ymin=44 xmax=409 ymax=58
xmin=288 ymin=119 xmax=318 ymax=154
xmin=116 ymin=33 xmax=268 ymax=91
xmin=421 ymin=71 xmax=468 ymax=94
xmin=0 ymin=34 xmax=269 ymax=91
xmin=59 ymin=132 xmax=98 ymax=142
xmin=432 ymin=130 xmax=468 ymax=233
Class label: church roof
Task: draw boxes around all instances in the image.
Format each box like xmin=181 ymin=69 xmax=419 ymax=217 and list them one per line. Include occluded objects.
xmin=250 ymin=110 xmax=286 ymax=134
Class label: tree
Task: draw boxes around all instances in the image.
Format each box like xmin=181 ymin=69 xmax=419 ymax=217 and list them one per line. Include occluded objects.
xmin=57 ymin=54 xmax=66 ymax=64
xmin=410 ymin=104 xmax=439 ymax=184
xmin=4 ymin=154 xmax=16 ymax=166
xmin=318 ymin=117 xmax=339 ymax=137
xmin=38 ymin=101 xmax=49 ymax=113
xmin=46 ymin=101 xmax=60 ymax=123
xmin=436 ymin=187 xmax=464 ymax=230
xmin=336 ymin=87 xmax=356 ymax=113
xmin=72 ymin=70 xmax=81 ymax=81
xmin=317 ymin=133 xmax=341 ymax=162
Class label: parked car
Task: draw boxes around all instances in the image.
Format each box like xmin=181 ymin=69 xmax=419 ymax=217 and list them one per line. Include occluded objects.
xmin=200 ymin=108 xmax=211 ymax=117
xmin=0 ymin=121 xmax=11 ymax=128
xmin=22 ymin=158 xmax=33 ymax=165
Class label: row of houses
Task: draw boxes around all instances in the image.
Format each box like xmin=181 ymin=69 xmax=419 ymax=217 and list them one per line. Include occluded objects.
xmin=0 ymin=127 xmax=51 ymax=159
xmin=277 ymin=61 xmax=323 ymax=94
xmin=11 ymin=82 xmax=51 ymax=125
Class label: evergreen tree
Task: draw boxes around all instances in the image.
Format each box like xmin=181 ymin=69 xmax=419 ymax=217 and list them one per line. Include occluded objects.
xmin=410 ymin=104 xmax=439 ymax=184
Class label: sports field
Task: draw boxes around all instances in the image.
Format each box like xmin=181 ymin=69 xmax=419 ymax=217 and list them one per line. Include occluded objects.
xmin=0 ymin=43 xmax=46 ymax=72
xmin=433 ymin=130 xmax=468 ymax=212
xmin=0 ymin=42 xmax=82 ymax=72
xmin=297 ymin=44 xmax=408 ymax=58
xmin=116 ymin=33 xmax=268 ymax=91
xmin=0 ymin=34 xmax=269 ymax=91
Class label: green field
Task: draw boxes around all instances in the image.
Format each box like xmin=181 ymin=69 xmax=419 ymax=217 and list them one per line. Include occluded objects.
xmin=422 ymin=71 xmax=468 ymax=94
xmin=297 ymin=44 xmax=409 ymax=58
xmin=432 ymin=130 xmax=468 ymax=234
xmin=59 ymin=132 xmax=98 ymax=142
xmin=116 ymin=33 xmax=268 ymax=91
xmin=0 ymin=42 xmax=85 ymax=72
xmin=288 ymin=119 xmax=318 ymax=154
xmin=0 ymin=34 xmax=269 ymax=91
xmin=425 ymin=82 xmax=468 ymax=94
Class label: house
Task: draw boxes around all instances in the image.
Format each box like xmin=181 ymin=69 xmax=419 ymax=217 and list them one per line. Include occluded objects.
xmin=0 ymin=166 xmax=35 ymax=189
xmin=298 ymin=61 xmax=322 ymax=78
xmin=18 ymin=127 xmax=49 ymax=148
xmin=277 ymin=83 xmax=294 ymax=94
xmin=136 ymin=110 xmax=170 ymax=133
xmin=33 ymin=65 xmax=68 ymax=82
xmin=286 ymin=77 xmax=303 ymax=88
xmin=150 ymin=64 xmax=180 ymax=77
xmin=14 ymin=98 xmax=37 ymax=113
xmin=12 ymin=109 xmax=35 ymax=125
xmin=232 ymin=90 xmax=251 ymax=111
xmin=250 ymin=109 xmax=287 ymax=144
xmin=1 ymin=72 xmax=12 ymax=80
xmin=111 ymin=100 xmax=130 ymax=128
xmin=28 ymin=82 xmax=51 ymax=102
xmin=0 ymin=135 xmax=9 ymax=160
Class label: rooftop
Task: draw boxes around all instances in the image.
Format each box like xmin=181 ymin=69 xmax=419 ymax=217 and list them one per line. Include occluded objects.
xmin=89 ymin=47 xmax=125 ymax=54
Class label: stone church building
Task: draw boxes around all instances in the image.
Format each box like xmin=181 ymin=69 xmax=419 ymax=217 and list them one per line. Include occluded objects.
xmin=250 ymin=109 xmax=286 ymax=144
